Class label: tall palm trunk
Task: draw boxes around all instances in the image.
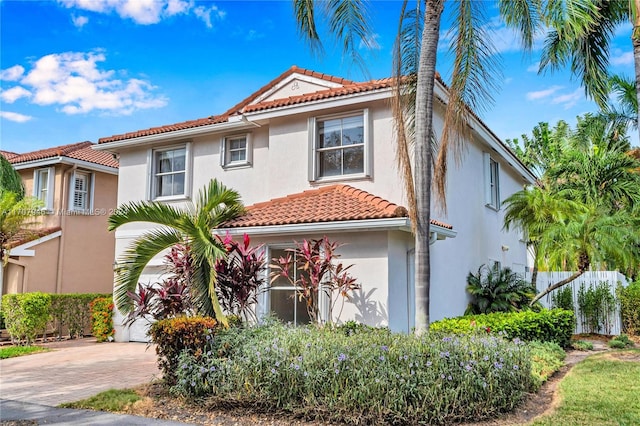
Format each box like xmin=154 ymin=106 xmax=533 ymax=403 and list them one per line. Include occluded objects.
xmin=633 ymin=0 xmax=640 ymax=140
xmin=414 ymin=0 xmax=444 ymax=332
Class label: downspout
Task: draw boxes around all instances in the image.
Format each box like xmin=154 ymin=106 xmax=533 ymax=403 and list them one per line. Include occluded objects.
xmin=55 ymin=165 xmax=76 ymax=294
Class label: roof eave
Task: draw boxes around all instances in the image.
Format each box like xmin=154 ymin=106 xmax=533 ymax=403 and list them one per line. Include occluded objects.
xmin=95 ymin=120 xmax=260 ymax=151
xmin=12 ymin=157 xmax=118 ymax=174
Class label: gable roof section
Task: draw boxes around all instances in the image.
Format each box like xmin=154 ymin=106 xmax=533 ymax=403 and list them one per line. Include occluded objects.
xmin=8 ymin=141 xmax=118 ymax=169
xmin=7 ymin=227 xmax=62 ymax=250
xmin=98 ymin=66 xmax=356 ymax=144
xmin=222 ymin=184 xmax=452 ymax=230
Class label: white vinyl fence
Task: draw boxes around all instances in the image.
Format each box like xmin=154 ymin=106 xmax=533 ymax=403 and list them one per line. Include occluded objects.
xmin=526 ymin=271 xmax=629 ymax=335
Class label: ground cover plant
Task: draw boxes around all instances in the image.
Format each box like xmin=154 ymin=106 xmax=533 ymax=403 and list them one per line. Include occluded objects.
xmin=172 ymin=321 xmax=534 ymax=425
xmin=0 ymin=345 xmax=48 ymax=359
xmin=527 ymin=341 xmax=565 ymax=390
xmin=571 ymin=340 xmax=594 ymax=351
xmin=608 ymin=334 xmax=634 ymax=349
xmin=531 ymin=349 xmax=640 ymax=425
xmin=59 ymin=389 xmax=141 ymax=412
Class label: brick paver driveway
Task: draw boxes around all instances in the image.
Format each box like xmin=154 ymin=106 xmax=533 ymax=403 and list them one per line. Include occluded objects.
xmin=0 ymin=338 xmax=160 ymax=406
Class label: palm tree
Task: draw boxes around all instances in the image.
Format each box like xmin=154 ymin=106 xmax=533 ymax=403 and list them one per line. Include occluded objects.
xmin=293 ymin=0 xmax=540 ymax=330
xmin=108 ymin=179 xmax=244 ymax=327
xmin=0 ymin=190 xmax=43 ymax=301
xmin=539 ymin=0 xmax=640 ymax=139
xmin=600 ymin=74 xmax=638 ymax=132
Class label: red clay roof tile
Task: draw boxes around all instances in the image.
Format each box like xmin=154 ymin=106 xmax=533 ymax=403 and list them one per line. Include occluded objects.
xmin=221 ymin=184 xmax=452 ymax=230
xmin=0 ymin=150 xmax=19 ymax=160
xmin=7 ymin=227 xmax=62 ymax=250
xmin=7 ymin=142 xmax=118 ymax=169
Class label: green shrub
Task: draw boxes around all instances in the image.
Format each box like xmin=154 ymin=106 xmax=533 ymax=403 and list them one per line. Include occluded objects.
xmin=608 ymin=334 xmax=634 ymax=349
xmin=0 ymin=310 xmax=5 ymax=329
xmin=551 ymin=286 xmax=574 ymax=312
xmin=90 ymin=297 xmax=115 ymax=342
xmin=572 ymin=340 xmax=594 ymax=351
xmin=149 ymin=316 xmax=218 ymax=385
xmin=173 ymin=322 xmax=533 ymax=425
xmin=49 ymin=293 xmax=110 ymax=338
xmin=577 ymin=282 xmax=617 ymax=334
xmin=1 ymin=292 xmax=51 ymax=345
xmin=430 ymin=309 xmax=575 ymax=347
xmin=465 ymin=264 xmax=537 ymax=314
xmin=617 ymin=281 xmax=640 ymax=337
xmin=528 ymin=341 xmax=566 ymax=390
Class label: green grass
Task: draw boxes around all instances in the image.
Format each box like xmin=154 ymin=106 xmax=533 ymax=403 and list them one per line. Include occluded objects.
xmin=531 ymin=349 xmax=640 ymax=426
xmin=0 ymin=345 xmax=48 ymax=359
xmin=59 ymin=389 xmax=141 ymax=412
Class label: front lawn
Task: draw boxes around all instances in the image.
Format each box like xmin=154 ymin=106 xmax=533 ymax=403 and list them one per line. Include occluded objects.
xmin=0 ymin=345 xmax=48 ymax=359
xmin=59 ymin=389 xmax=141 ymax=412
xmin=531 ymin=349 xmax=640 ymax=425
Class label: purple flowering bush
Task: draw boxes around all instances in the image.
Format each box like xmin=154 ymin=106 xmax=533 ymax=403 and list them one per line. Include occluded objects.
xmin=173 ymin=321 xmax=535 ymax=424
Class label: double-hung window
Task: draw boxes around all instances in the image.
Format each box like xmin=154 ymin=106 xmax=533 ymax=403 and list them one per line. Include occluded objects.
xmin=152 ymin=146 xmax=187 ymax=199
xmin=484 ymin=153 xmax=500 ymax=209
xmin=70 ymin=171 xmax=92 ymax=212
xmin=310 ymin=110 xmax=369 ymax=180
xmin=221 ymin=134 xmax=251 ymax=168
xmin=33 ymin=167 xmax=54 ymax=211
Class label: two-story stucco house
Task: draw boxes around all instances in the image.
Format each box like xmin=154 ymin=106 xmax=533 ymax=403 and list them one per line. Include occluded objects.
xmin=1 ymin=142 xmax=118 ymax=296
xmin=96 ymin=66 xmax=535 ymax=341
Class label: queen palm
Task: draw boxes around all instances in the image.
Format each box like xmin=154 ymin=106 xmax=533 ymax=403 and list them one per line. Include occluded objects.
xmin=293 ymin=0 xmax=541 ymax=329
xmin=108 ymin=179 xmax=244 ymax=327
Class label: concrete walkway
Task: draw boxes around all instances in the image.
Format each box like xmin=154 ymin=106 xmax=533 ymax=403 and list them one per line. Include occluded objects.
xmin=0 ymin=338 xmax=195 ymax=424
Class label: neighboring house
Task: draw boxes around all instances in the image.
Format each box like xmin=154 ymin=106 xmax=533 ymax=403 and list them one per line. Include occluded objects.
xmin=1 ymin=142 xmax=118 ymax=296
xmin=95 ymin=66 xmax=535 ymax=341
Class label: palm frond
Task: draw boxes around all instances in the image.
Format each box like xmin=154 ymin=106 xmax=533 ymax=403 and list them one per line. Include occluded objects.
xmin=293 ymin=0 xmax=323 ymax=55
xmin=108 ymin=201 xmax=186 ymax=231
xmin=114 ymin=228 xmax=184 ymax=314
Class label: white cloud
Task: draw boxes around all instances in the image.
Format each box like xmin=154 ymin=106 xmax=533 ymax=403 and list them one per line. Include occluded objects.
xmin=6 ymin=51 xmax=167 ymax=115
xmin=359 ymin=33 xmax=382 ymax=51
xmin=551 ymin=88 xmax=583 ymax=109
xmin=58 ymin=0 xmax=223 ymax=27
xmin=245 ymin=29 xmax=264 ymax=42
xmin=526 ymin=85 xmax=563 ymax=101
xmin=1 ymin=86 xmax=31 ymax=103
xmin=72 ymin=14 xmax=89 ymax=28
xmin=611 ymin=51 xmax=633 ymax=66
xmin=193 ymin=4 xmax=225 ymax=29
xmin=615 ymin=21 xmax=633 ymax=37
xmin=0 ymin=111 xmax=33 ymax=123
xmin=0 ymin=65 xmax=25 ymax=81
xmin=526 ymin=62 xmax=540 ymax=73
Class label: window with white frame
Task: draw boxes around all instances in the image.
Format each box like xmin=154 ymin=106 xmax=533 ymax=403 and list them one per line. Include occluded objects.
xmin=484 ymin=153 xmax=500 ymax=209
xmin=310 ymin=110 xmax=369 ymax=180
xmin=267 ymin=247 xmax=315 ymax=325
xmin=152 ymin=146 xmax=187 ymax=199
xmin=221 ymin=134 xmax=251 ymax=167
xmin=70 ymin=171 xmax=92 ymax=212
xmin=33 ymin=167 xmax=54 ymax=211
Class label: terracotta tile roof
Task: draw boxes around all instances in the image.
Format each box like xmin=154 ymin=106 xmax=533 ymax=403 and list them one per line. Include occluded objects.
xmin=6 ymin=227 xmax=62 ymax=250
xmin=0 ymin=150 xmax=19 ymax=160
xmin=221 ymin=184 xmax=452 ymax=230
xmin=7 ymin=141 xmax=118 ymax=169
xmin=241 ymin=78 xmax=394 ymax=113
xmin=98 ymin=66 xmax=356 ymax=144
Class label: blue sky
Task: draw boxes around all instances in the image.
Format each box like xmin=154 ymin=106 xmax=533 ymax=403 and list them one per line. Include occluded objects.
xmin=0 ymin=0 xmax=636 ymax=153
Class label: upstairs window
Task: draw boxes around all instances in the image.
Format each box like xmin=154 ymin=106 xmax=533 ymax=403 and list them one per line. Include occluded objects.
xmin=310 ymin=110 xmax=369 ymax=180
xmin=33 ymin=167 xmax=54 ymax=211
xmin=484 ymin=153 xmax=500 ymax=209
xmin=71 ymin=171 xmax=92 ymax=212
xmin=221 ymin=134 xmax=252 ymax=168
xmin=152 ymin=146 xmax=187 ymax=199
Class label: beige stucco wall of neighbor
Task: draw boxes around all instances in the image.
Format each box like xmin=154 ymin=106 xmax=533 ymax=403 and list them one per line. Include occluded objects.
xmin=4 ymin=237 xmax=60 ymax=294
xmin=9 ymin=167 xmax=117 ymax=295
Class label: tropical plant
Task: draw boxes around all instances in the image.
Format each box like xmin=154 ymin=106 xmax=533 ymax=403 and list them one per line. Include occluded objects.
xmin=617 ymin=280 xmax=640 ymax=336
xmin=551 ymin=286 xmax=574 ymax=312
xmin=0 ymin=155 xmax=24 ymax=198
xmin=270 ymin=237 xmax=359 ymax=324
xmin=293 ymin=0 xmax=541 ymax=330
xmin=465 ymin=264 xmax=537 ymax=315
xmin=214 ymin=233 xmax=265 ymax=322
xmin=108 ymin=179 xmax=244 ymax=327
xmin=538 ymin=0 xmax=640 ymax=138
xmin=123 ymin=244 xmax=194 ymax=326
xmin=601 ymin=74 xmax=638 ymax=132
xmin=0 ymin=190 xmax=43 ymax=263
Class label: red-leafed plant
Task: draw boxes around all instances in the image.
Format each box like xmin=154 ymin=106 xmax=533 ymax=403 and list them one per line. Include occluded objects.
xmin=124 ymin=244 xmax=194 ymax=326
xmin=214 ymin=233 xmax=266 ymax=322
xmin=270 ymin=236 xmax=360 ymax=324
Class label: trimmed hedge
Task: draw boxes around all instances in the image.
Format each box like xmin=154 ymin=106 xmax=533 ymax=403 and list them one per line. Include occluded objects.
xmin=618 ymin=281 xmax=640 ymax=337
xmin=2 ymin=292 xmax=52 ymax=345
xmin=430 ymin=309 xmax=575 ymax=347
xmin=90 ymin=297 xmax=115 ymax=342
xmin=49 ymin=293 xmax=111 ymax=338
xmin=149 ymin=316 xmax=218 ymax=385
